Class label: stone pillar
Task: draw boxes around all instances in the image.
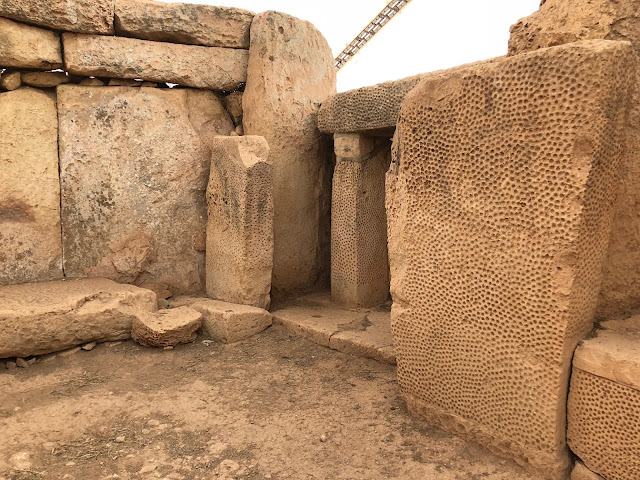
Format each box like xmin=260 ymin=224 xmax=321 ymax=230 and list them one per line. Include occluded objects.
xmin=331 ymin=133 xmax=390 ymax=307
xmin=243 ymin=11 xmax=336 ymax=300
xmin=206 ymin=136 xmax=273 ymax=310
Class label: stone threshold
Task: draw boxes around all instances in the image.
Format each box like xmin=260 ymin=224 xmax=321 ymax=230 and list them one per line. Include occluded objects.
xmin=271 ymin=292 xmax=395 ymax=365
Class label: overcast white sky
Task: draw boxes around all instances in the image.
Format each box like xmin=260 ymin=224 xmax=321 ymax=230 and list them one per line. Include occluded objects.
xmin=160 ymin=0 xmax=541 ymax=92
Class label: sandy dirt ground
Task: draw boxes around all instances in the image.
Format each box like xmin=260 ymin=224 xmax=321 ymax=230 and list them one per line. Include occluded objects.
xmin=0 ymin=324 xmax=540 ymax=480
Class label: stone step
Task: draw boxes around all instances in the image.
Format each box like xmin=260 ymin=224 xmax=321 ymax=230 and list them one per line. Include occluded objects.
xmin=568 ymin=316 xmax=640 ymax=480
xmin=272 ymin=292 xmax=395 ymax=364
xmin=0 ymin=278 xmax=157 ymax=358
xmin=132 ymin=306 xmax=202 ymax=348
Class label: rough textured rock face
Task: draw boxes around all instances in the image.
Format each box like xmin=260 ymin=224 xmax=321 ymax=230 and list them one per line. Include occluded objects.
xmin=318 ymin=74 xmax=426 ymax=134
xmin=131 ymin=306 xmax=202 ymax=347
xmin=243 ymin=11 xmax=336 ymax=299
xmin=508 ymin=0 xmax=640 ymax=318
xmin=0 ymin=0 xmax=114 ymax=34
xmin=571 ymin=461 xmax=604 ymax=480
xmin=0 ymin=17 xmax=62 ymax=70
xmin=223 ymin=91 xmax=243 ymax=126
xmin=21 ymin=71 xmax=69 ymax=88
xmin=0 ymin=88 xmax=62 ymax=285
xmin=115 ymin=0 xmax=253 ymax=49
xmin=0 ymin=278 xmax=157 ymax=358
xmin=568 ymin=317 xmax=640 ymax=480
xmin=63 ymin=33 xmax=249 ymax=91
xmin=58 ymin=86 xmax=234 ymax=295
xmin=386 ymin=41 xmax=634 ymax=479
xmin=188 ymin=299 xmax=272 ymax=344
xmin=206 ymin=136 xmax=273 ymax=310
xmin=331 ymin=134 xmax=390 ymax=307
xmin=0 ymin=70 xmax=21 ymax=90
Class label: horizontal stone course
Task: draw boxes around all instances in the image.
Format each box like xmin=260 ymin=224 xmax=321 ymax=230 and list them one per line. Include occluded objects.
xmin=0 ymin=0 xmax=114 ymax=34
xmin=0 ymin=17 xmax=62 ymax=70
xmin=115 ymin=0 xmax=253 ymax=48
xmin=63 ymin=33 xmax=248 ymax=90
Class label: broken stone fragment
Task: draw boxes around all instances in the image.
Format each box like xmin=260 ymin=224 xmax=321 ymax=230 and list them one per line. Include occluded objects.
xmin=189 ymin=299 xmax=272 ymax=344
xmin=21 ymin=71 xmax=69 ymax=88
xmin=223 ymin=91 xmax=243 ymax=126
xmin=114 ymin=0 xmax=253 ymax=49
xmin=78 ymin=77 xmax=105 ymax=86
xmin=0 ymin=0 xmax=114 ymax=34
xmin=131 ymin=307 xmax=202 ymax=347
xmin=0 ymin=278 xmax=157 ymax=358
xmin=107 ymin=78 xmax=142 ymax=87
xmin=0 ymin=18 xmax=62 ymax=70
xmin=63 ymin=33 xmax=248 ymax=91
xmin=0 ymin=70 xmax=21 ymax=91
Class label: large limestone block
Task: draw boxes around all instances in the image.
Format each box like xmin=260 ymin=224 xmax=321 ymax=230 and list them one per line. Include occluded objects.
xmin=57 ymin=86 xmax=234 ymax=295
xmin=0 ymin=278 xmax=157 ymax=358
xmin=567 ymin=318 xmax=640 ymax=480
xmin=509 ymin=0 xmax=640 ymax=319
xmin=318 ymin=74 xmax=426 ymax=134
xmin=0 ymin=0 xmax=114 ymax=34
xmin=189 ymin=299 xmax=272 ymax=344
xmin=206 ymin=136 xmax=273 ymax=309
xmin=386 ymin=40 xmax=634 ymax=479
xmin=243 ymin=11 xmax=336 ymax=299
xmin=115 ymin=0 xmax=253 ymax=49
xmin=331 ymin=134 xmax=390 ymax=307
xmin=0 ymin=88 xmax=62 ymax=285
xmin=0 ymin=18 xmax=62 ymax=70
xmin=132 ymin=306 xmax=202 ymax=347
xmin=63 ymin=34 xmax=248 ymax=91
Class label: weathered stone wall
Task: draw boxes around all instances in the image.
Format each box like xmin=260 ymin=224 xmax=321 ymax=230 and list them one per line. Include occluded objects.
xmin=509 ymin=0 xmax=640 ymax=319
xmin=243 ymin=11 xmax=337 ymax=300
xmin=386 ymin=40 xmax=634 ymax=478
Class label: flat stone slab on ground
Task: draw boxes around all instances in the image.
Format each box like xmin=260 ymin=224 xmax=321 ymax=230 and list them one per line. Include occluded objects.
xmin=63 ymin=33 xmax=248 ymax=91
xmin=132 ymin=306 xmax=202 ymax=347
xmin=0 ymin=17 xmax=62 ymax=70
xmin=0 ymin=0 xmax=114 ymax=34
xmin=272 ymin=292 xmax=395 ymax=364
xmin=0 ymin=278 xmax=157 ymax=358
xmin=0 ymin=87 xmax=62 ymax=285
xmin=115 ymin=0 xmax=253 ymax=48
xmin=57 ymin=85 xmax=233 ymax=295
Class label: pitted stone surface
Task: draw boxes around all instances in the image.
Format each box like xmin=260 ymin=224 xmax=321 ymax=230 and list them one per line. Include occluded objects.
xmin=132 ymin=306 xmax=202 ymax=347
xmin=206 ymin=136 xmax=273 ymax=310
xmin=386 ymin=41 xmax=634 ymax=478
xmin=0 ymin=278 xmax=157 ymax=358
xmin=0 ymin=17 xmax=62 ymax=70
xmin=509 ymin=0 xmax=640 ymax=319
xmin=243 ymin=11 xmax=336 ymax=299
xmin=318 ymin=74 xmax=426 ymax=134
xmin=567 ymin=317 xmax=640 ymax=480
xmin=0 ymin=88 xmax=62 ymax=285
xmin=0 ymin=0 xmax=114 ymax=34
xmin=332 ymin=137 xmax=390 ymax=307
xmin=188 ymin=299 xmax=272 ymax=344
xmin=63 ymin=33 xmax=248 ymax=91
xmin=58 ymin=86 xmax=234 ymax=295
xmin=115 ymin=0 xmax=253 ymax=48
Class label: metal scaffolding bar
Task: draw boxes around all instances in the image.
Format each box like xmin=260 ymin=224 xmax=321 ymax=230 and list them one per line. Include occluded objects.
xmin=335 ymin=0 xmax=412 ymax=70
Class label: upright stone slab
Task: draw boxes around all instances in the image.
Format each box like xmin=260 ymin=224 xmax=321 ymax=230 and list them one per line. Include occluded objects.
xmin=206 ymin=136 xmax=273 ymax=310
xmin=0 ymin=0 xmax=114 ymax=34
xmin=0 ymin=88 xmax=62 ymax=285
xmin=568 ymin=316 xmax=640 ymax=480
xmin=509 ymin=0 xmax=640 ymax=318
xmin=386 ymin=40 xmax=634 ymax=479
xmin=0 ymin=278 xmax=157 ymax=358
xmin=63 ymin=34 xmax=248 ymax=91
xmin=115 ymin=0 xmax=253 ymax=49
xmin=331 ymin=133 xmax=390 ymax=307
xmin=58 ymin=86 xmax=234 ymax=295
xmin=0 ymin=18 xmax=62 ymax=70
xmin=243 ymin=11 xmax=336 ymax=299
